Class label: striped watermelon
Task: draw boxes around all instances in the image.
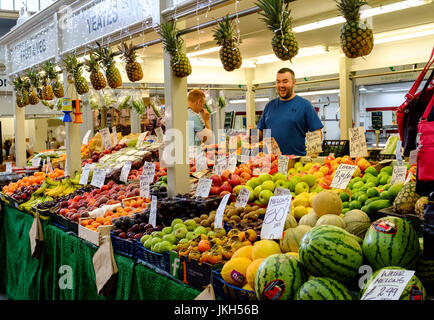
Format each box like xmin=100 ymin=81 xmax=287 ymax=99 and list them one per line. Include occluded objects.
xmin=362 ymin=216 xmax=420 ymax=270
xmin=254 ymin=253 xmax=307 ymax=300
xmin=298 ymin=225 xmax=363 ymax=283
xmin=295 ymin=277 xmax=353 ymax=300
xmin=360 ymin=266 xmax=426 ymax=300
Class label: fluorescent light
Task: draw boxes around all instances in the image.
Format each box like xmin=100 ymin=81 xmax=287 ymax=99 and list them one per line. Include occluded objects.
xmin=254 ymin=46 xmax=327 ymax=65
xmin=229 ymin=97 xmax=270 ymax=104
xmin=292 ymin=0 xmax=428 ymax=33
xmin=189 ymin=58 xmax=256 ymax=68
xmin=187 ymin=47 xmax=220 ymax=58
xmin=297 ymin=89 xmax=340 ymax=96
xmin=374 ymin=23 xmax=434 ymax=44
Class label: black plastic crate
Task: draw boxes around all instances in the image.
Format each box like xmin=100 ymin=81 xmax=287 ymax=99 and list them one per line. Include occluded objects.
xmin=111 ymin=232 xmax=137 ymax=258
xmin=319 ymin=140 xmax=350 ymax=158
xmin=51 ymin=214 xmax=79 ymax=234
xmin=212 ymin=269 xmax=257 ymax=301
xmin=368 ymin=150 xmax=396 ymax=162
xmin=135 ymin=240 xmax=171 ymax=273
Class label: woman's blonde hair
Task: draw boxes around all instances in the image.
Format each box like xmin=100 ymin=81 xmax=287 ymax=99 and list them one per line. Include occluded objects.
xmin=188 ymin=89 xmax=205 ymax=103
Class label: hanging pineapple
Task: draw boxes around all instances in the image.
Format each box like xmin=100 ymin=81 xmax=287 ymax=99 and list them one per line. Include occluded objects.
xmin=27 ymin=70 xmax=40 ymax=105
xmin=41 ymin=65 xmax=54 ymax=101
xmin=44 ymin=61 xmax=64 ymax=98
xmin=85 ymin=51 xmax=106 ymax=90
xmin=12 ymin=77 xmax=25 ymax=108
xmin=21 ymin=77 xmax=30 ymax=106
xmin=95 ymin=42 xmax=123 ymax=89
xmin=213 ymin=15 xmax=243 ymax=72
xmin=256 ymin=0 xmax=298 ymax=61
xmin=336 ymin=0 xmax=374 ymax=58
xmin=63 ymin=54 xmax=89 ymax=95
xmin=157 ymin=20 xmax=192 ymax=78
xmin=118 ymin=42 xmax=143 ymax=82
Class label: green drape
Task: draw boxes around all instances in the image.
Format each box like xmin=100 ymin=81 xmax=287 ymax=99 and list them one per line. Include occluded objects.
xmin=0 ymin=203 xmax=201 ymax=300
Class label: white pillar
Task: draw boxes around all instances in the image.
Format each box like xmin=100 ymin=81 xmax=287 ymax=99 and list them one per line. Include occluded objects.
xmin=34 ymin=119 xmax=48 ymax=152
xmin=245 ymin=68 xmax=256 ymax=129
xmin=339 ymin=55 xmax=353 ymax=140
xmin=13 ymin=99 xmax=27 ymax=167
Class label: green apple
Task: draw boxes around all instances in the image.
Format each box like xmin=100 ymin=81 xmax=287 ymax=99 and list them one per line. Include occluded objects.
xmin=184 ymin=219 xmax=197 ymax=231
xmin=288 ymin=168 xmax=297 ymax=176
xmin=253 ymin=185 xmax=262 ymax=199
xmin=173 ymin=222 xmax=187 ymax=231
xmin=162 ymin=226 xmax=173 ymax=234
xmin=301 ymin=174 xmax=316 ymax=187
xmin=295 ymin=181 xmax=310 ymax=195
xmin=272 ymin=173 xmax=287 ymax=182
xmin=186 ymin=231 xmax=199 ymax=240
xmin=194 ymin=226 xmax=208 ymax=235
xmin=246 ymin=177 xmax=261 ymax=190
xmin=310 ymin=185 xmax=323 ymax=193
xmin=178 ymin=238 xmax=189 ymax=244
xmin=162 ymin=233 xmax=177 ymax=244
xmin=158 ymin=241 xmax=173 ymax=253
xmin=259 ymin=189 xmax=274 ymax=204
xmin=171 ymin=218 xmax=184 ymax=228
xmin=274 ymin=179 xmax=288 ymax=189
xmin=233 ymin=185 xmax=243 ymax=195
xmin=143 ymin=237 xmax=153 ymax=249
xmin=261 ymin=180 xmax=276 ymax=192
xmin=174 ymin=226 xmax=188 ymax=239
xmin=140 ymin=234 xmax=151 ymax=245
xmin=288 ymin=176 xmax=302 ymax=192
xmin=259 ymin=173 xmax=273 ymax=183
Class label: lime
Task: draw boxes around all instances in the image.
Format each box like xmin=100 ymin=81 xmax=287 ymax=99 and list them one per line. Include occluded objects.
xmin=342 ymin=208 xmax=351 ymax=215
xmin=364 ymin=167 xmax=378 ymax=177
xmin=340 ymin=192 xmax=350 ymax=202
xmin=380 ymin=166 xmax=393 ymax=176
xmin=367 ymin=187 xmax=380 ymax=198
xmin=358 ymin=194 xmax=369 ymax=206
xmin=352 ymin=177 xmax=363 ymax=184
xmin=367 ymin=177 xmax=379 ymax=186
xmin=342 ymin=201 xmax=350 ymax=208
xmin=349 ymin=200 xmax=362 ymax=210
xmin=379 ymin=175 xmax=389 ymax=185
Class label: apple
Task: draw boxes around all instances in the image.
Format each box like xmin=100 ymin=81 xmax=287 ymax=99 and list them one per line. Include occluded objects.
xmin=272 ymin=173 xmax=287 ymax=182
xmin=228 ymin=174 xmax=241 ymax=187
xmin=171 ymin=218 xmax=184 ymax=228
xmin=246 ymin=177 xmax=261 ymax=190
xmin=174 ymin=227 xmax=188 ymax=239
xmin=274 ymin=179 xmax=288 ymax=189
xmin=310 ymin=185 xmax=324 ymax=193
xmin=210 ymin=174 xmax=222 ymax=186
xmin=162 ymin=226 xmax=173 ymax=234
xmin=220 ymin=181 xmax=233 ymax=193
xmin=301 ymin=174 xmax=316 ymax=187
xmin=295 ymin=181 xmax=310 ymax=195
xmin=253 ymin=185 xmax=262 ymax=199
xmin=162 ymin=234 xmax=177 ymax=244
xmin=210 ymin=185 xmax=221 ymax=195
xmin=244 ymin=186 xmax=255 ymax=202
xmin=184 ymin=219 xmax=197 ymax=232
xmin=259 ymin=173 xmax=273 ymax=183
xmin=233 ymin=185 xmax=243 ymax=195
xmin=288 ymin=176 xmax=302 ymax=191
xmin=261 ymin=180 xmax=276 ymax=192
xmin=259 ymin=189 xmax=274 ymax=204
xmin=194 ymin=226 xmax=208 ymax=235
xmin=173 ymin=222 xmax=187 ymax=231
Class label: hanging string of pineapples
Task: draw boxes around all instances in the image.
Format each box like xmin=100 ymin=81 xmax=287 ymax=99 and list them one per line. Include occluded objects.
xmin=27 ymin=70 xmax=40 ymax=105
xmin=213 ymin=15 xmax=243 ymax=72
xmin=44 ymin=61 xmax=64 ymax=98
xmin=85 ymin=50 xmax=107 ymax=90
xmin=256 ymin=0 xmax=298 ymax=62
xmin=63 ymin=54 xmax=89 ymax=95
xmin=95 ymin=42 xmax=123 ymax=89
xmin=337 ymin=0 xmax=374 ymax=59
xmin=118 ymin=42 xmax=143 ymax=82
xmin=12 ymin=77 xmax=25 ymax=108
xmin=157 ymin=20 xmax=192 ymax=78
xmin=40 ymin=66 xmax=54 ymax=101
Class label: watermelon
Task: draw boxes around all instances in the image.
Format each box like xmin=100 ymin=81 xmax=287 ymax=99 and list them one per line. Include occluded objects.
xmin=362 ymin=216 xmax=420 ymax=270
xmin=254 ymin=253 xmax=307 ymax=300
xmin=360 ymin=266 xmax=426 ymax=300
xmin=295 ymin=277 xmax=353 ymax=300
xmin=299 ymin=225 xmax=363 ymax=283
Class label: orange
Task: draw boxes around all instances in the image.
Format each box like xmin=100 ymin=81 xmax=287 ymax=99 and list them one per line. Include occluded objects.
xmin=96 ymin=216 xmax=104 ymax=223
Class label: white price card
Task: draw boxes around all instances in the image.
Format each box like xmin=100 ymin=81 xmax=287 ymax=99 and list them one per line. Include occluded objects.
xmin=149 ymin=196 xmax=157 ymax=228
xmin=229 ymin=136 xmax=238 ymax=151
xmin=235 ymin=187 xmax=251 ymax=208
xmin=136 ymin=132 xmax=148 ymax=148
xmin=90 ymin=168 xmax=106 ymax=189
xmin=100 ymin=128 xmax=112 ymax=150
xmin=140 ymin=175 xmax=150 ymax=198
xmin=195 ymin=152 xmax=208 ymax=172
xmin=330 ymin=164 xmax=358 ymax=189
xmin=42 ymin=159 xmax=46 ymax=173
xmin=274 ymin=187 xmax=292 ymax=196
xmin=214 ymin=193 xmax=231 ymax=229
xmin=227 ymin=153 xmax=238 ymax=173
xmin=213 ymin=157 xmax=227 ymax=175
xmin=261 ymin=195 xmax=292 ymax=240
xmin=155 ymin=127 xmax=164 ymax=143
xmin=240 ymin=147 xmax=250 ymax=164
xmin=79 ymin=164 xmax=91 ymax=185
xmin=409 ymin=150 xmax=418 ymax=166
xmin=32 ymin=157 xmax=41 ymax=167
xmin=47 ymin=157 xmax=53 ymax=173
xmin=5 ymin=162 xmax=12 ymax=173
xmin=112 ymin=126 xmax=118 ymax=146
xmin=278 ymin=155 xmax=289 ymax=175
xmin=395 ymin=140 xmax=403 ymax=166
xmin=119 ymin=161 xmax=132 ymax=183
xmin=263 ymin=137 xmax=282 ymax=155
xmin=141 ymin=162 xmax=156 ymax=184
xmin=195 ymin=178 xmax=213 ymax=198
xmin=361 ymin=269 xmax=416 ymax=300
xmin=349 ymin=127 xmax=369 ymax=158
xmin=82 ymin=129 xmax=92 ymax=145
xmin=391 ymin=166 xmax=407 ymax=185
xmin=306 ymin=131 xmax=323 ymax=154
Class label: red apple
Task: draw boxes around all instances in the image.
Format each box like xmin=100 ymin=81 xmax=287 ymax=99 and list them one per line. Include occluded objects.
xmin=210 ymin=185 xmax=221 ymax=195
xmin=228 ymin=173 xmax=241 ymax=187
xmin=219 ymin=190 xmax=231 ymax=198
xmin=220 ymin=182 xmax=232 ymax=193
xmin=210 ymin=175 xmax=222 ymax=187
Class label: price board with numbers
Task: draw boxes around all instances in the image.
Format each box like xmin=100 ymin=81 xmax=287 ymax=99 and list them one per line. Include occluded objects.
xmin=361 ymin=269 xmax=416 ymax=300
xmin=195 ymin=178 xmax=212 ymax=198
xmin=140 ymin=175 xmax=150 ymax=198
xmin=79 ymin=164 xmax=91 ymax=185
xmin=119 ymin=161 xmax=132 ymax=183
xmin=112 ymin=126 xmax=118 ymax=145
xmin=195 ymin=152 xmax=208 ymax=172
xmin=213 ymin=157 xmax=227 ymax=175
xmin=274 ymin=187 xmax=292 ymax=196
xmin=149 ymin=196 xmax=157 ymax=228
xmin=100 ymin=128 xmax=112 ymax=150
xmin=235 ymin=187 xmax=251 ymax=208
xmin=227 ymin=153 xmax=238 ymax=173
xmin=349 ymin=127 xmax=368 ymax=158
xmin=141 ymin=162 xmax=156 ymax=184
xmin=260 ymin=195 xmax=292 ymax=240
xmin=214 ymin=193 xmax=231 ymax=229
xmin=391 ymin=166 xmax=407 ymax=185
xmin=278 ymin=155 xmax=289 ymax=175
xmin=330 ymin=164 xmax=358 ymax=189
xmin=306 ymin=131 xmax=323 ymax=154
xmin=90 ymin=168 xmax=106 ymax=188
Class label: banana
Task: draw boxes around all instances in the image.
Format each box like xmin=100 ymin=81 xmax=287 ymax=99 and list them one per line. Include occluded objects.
xmin=45 ymin=182 xmax=64 ymax=197
xmin=45 ymin=177 xmax=59 ymax=187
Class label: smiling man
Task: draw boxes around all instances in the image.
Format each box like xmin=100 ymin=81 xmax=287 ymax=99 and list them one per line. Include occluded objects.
xmin=257 ymin=67 xmax=324 ymax=156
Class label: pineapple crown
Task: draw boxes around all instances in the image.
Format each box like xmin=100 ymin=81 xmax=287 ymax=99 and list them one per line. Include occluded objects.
xmin=63 ymin=54 xmax=83 ymax=77
xmin=12 ymin=77 xmax=23 ymax=92
xmin=336 ymin=0 xmax=367 ymax=22
xmin=95 ymin=42 xmax=116 ymax=70
xmin=43 ymin=61 xmax=59 ymax=81
xmin=27 ymin=70 xmax=41 ymax=88
xmin=157 ymin=20 xmax=185 ymax=57
xmin=118 ymin=42 xmax=137 ymax=64
xmin=213 ymin=15 xmax=241 ymax=45
xmin=256 ymin=0 xmax=294 ymax=33
xmin=84 ymin=51 xmax=101 ymax=72
xmin=22 ymin=77 xmax=31 ymax=90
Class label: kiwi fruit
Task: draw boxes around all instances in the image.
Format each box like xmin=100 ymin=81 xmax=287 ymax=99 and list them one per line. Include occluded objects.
xmin=193 ymin=217 xmax=201 ymax=224
xmin=200 ymin=219 xmax=211 ymax=227
xmin=200 ymin=214 xmax=209 ymax=221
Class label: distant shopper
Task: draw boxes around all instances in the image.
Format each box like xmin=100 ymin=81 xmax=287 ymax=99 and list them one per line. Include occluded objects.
xmin=257 ymin=67 xmax=324 ymax=156
xmin=187 ymin=89 xmax=212 ymax=147
xmin=9 ymin=138 xmax=34 ymax=161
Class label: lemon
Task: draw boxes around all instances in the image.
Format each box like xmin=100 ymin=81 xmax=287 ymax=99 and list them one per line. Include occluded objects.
xmin=294 ymin=206 xmax=308 ymax=220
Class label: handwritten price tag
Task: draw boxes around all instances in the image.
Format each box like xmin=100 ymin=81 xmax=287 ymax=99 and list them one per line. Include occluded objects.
xmin=136 ymin=132 xmax=148 ymax=148
xmin=409 ymin=150 xmax=418 ymax=166
xmin=140 ymin=175 xmax=150 ymax=198
xmin=274 ymin=187 xmax=292 ymax=196
xmin=235 ymin=187 xmax=251 ymax=208
xmin=141 ymin=162 xmax=156 ymax=184
xmin=214 ymin=193 xmax=231 ymax=229
xmin=330 ymin=164 xmax=358 ymax=189
xmin=82 ymin=129 xmax=92 ymax=145
xmin=261 ymin=195 xmax=292 ymax=240
xmin=278 ymin=155 xmax=289 ymax=175
xmin=395 ymin=140 xmax=403 ymax=166
xmin=47 ymin=157 xmax=53 ymax=173
xmin=149 ymin=196 xmax=157 ymax=228
xmin=349 ymin=127 xmax=368 ymax=158
xmin=240 ymin=147 xmax=250 ymax=164
xmin=195 ymin=152 xmax=208 ymax=172
xmin=90 ymin=168 xmax=106 ymax=189
xmin=391 ymin=166 xmax=407 ymax=185
xmin=195 ymin=178 xmax=212 ymax=198
xmin=155 ymin=127 xmax=164 ymax=143
xmin=79 ymin=164 xmax=91 ymax=185
xmin=361 ymin=269 xmax=415 ymax=300
xmin=227 ymin=153 xmax=238 ymax=173
xmin=229 ymin=136 xmax=238 ymax=151
xmin=112 ymin=126 xmax=118 ymax=146
xmin=120 ymin=161 xmax=132 ymax=183
xmin=100 ymin=128 xmax=112 ymax=150
xmin=213 ymin=157 xmax=227 ymax=176
xmin=306 ymin=131 xmax=323 ymax=154
xmin=5 ymin=162 xmax=12 ymax=173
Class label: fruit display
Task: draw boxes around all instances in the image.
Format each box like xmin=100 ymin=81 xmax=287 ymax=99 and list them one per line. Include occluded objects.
xmin=222 ymin=203 xmax=265 ymax=235
xmin=113 ymin=212 xmax=161 ymax=242
xmin=63 ymin=54 xmax=89 ymax=95
xmin=95 ymin=42 xmax=123 ymax=89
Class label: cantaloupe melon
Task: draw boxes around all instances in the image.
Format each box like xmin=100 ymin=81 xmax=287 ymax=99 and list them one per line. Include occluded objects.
xmin=280 ymin=225 xmax=312 ymax=253
xmin=284 ymin=214 xmax=298 ymax=229
xmin=298 ymin=210 xmax=318 ymax=227
xmin=343 ymin=209 xmax=371 ymax=239
xmin=312 ymin=190 xmax=343 ymax=217
xmin=315 ymin=214 xmax=346 ymax=229
xmin=232 ymin=245 xmax=253 ymax=260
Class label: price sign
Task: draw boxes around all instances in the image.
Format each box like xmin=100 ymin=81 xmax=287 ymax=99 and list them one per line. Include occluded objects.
xmin=274 ymin=187 xmax=292 ymax=196
xmin=361 ymin=269 xmax=416 ymax=300
xmin=141 ymin=162 xmax=156 ymax=184
xmin=195 ymin=178 xmax=212 ymax=198
xmin=391 ymin=166 xmax=407 ymax=185
xmin=140 ymin=175 xmax=150 ymax=198
xmin=278 ymin=155 xmax=289 ymax=175
xmin=47 ymin=157 xmax=53 ymax=173
xmin=5 ymin=162 xmax=12 ymax=173
xmin=100 ymin=128 xmax=112 ymax=150
xmin=42 ymin=159 xmax=46 ymax=173
xmin=149 ymin=196 xmax=157 ymax=228
xmin=136 ymin=132 xmax=148 ymax=148
xmin=155 ymin=127 xmax=164 ymax=143
xmin=409 ymin=150 xmax=418 ymax=166
xmin=32 ymin=157 xmax=42 ymax=167
xmin=90 ymin=168 xmax=106 ymax=189
xmin=213 ymin=157 xmax=227 ymax=175
xmin=405 ymin=172 xmax=413 ymax=184
xmin=112 ymin=126 xmax=118 ymax=146
xmin=330 ymin=164 xmax=358 ymax=189
xmin=227 ymin=153 xmax=237 ymax=173
xmin=82 ymin=129 xmax=92 ymax=145
xmin=229 ymin=136 xmax=238 ymax=151
xmin=235 ymin=187 xmax=251 ymax=208
xmin=263 ymin=137 xmax=282 ymax=155
xmin=214 ymin=193 xmax=231 ymax=229
xmin=240 ymin=147 xmax=250 ymax=164
xmin=349 ymin=127 xmax=368 ymax=158
xmin=395 ymin=141 xmax=403 ymax=166
xmin=261 ymin=195 xmax=292 ymax=240
xmin=119 ymin=161 xmax=132 ymax=183
xmin=79 ymin=164 xmax=91 ymax=185
xmin=306 ymin=131 xmax=323 ymax=154
xmin=195 ymin=152 xmax=208 ymax=172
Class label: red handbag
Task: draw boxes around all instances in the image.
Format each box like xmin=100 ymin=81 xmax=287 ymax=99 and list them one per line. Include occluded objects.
xmin=417 ymin=93 xmax=434 ymax=181
xmin=397 ymin=47 xmax=434 ymax=142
